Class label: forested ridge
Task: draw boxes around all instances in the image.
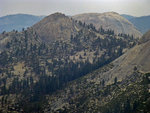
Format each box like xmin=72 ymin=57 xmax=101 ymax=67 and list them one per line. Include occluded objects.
xmin=0 ymin=13 xmax=141 ymax=112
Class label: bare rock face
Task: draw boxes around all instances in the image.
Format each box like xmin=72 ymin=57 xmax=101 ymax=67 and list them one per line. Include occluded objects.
xmin=73 ymin=12 xmax=142 ymax=38
xmin=32 ymin=12 xmax=80 ymax=42
xmin=105 ymin=30 xmax=150 ymax=84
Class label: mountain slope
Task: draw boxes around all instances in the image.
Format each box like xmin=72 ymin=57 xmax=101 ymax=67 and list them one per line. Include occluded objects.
xmin=44 ymin=30 xmax=150 ymax=112
xmin=32 ymin=12 xmax=81 ymax=42
xmin=0 ymin=13 xmax=139 ymax=112
xmin=129 ymin=15 xmax=150 ymax=33
xmin=73 ymin=12 xmax=142 ymax=38
xmin=121 ymin=14 xmax=135 ymax=20
xmin=0 ymin=14 xmax=44 ymax=33
xmin=105 ymin=30 xmax=150 ymax=84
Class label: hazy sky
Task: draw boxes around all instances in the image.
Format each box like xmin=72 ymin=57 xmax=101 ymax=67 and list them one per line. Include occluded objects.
xmin=1 ymin=0 xmax=150 ymax=17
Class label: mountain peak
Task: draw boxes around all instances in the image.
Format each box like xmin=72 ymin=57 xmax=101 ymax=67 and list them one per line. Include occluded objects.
xmin=32 ymin=12 xmax=79 ymax=42
xmin=73 ymin=12 xmax=142 ymax=38
xmin=40 ymin=12 xmax=67 ymax=23
xmin=51 ymin=12 xmax=65 ymax=16
xmin=103 ymin=11 xmax=119 ymax=15
xmin=46 ymin=12 xmax=66 ymax=19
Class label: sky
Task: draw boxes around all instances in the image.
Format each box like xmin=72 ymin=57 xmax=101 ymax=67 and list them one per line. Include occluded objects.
xmin=1 ymin=0 xmax=150 ymax=17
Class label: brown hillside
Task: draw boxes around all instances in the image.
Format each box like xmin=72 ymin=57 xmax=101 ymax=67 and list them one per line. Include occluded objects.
xmin=44 ymin=31 xmax=150 ymax=112
xmin=104 ymin=30 xmax=150 ymax=84
xmin=73 ymin=12 xmax=142 ymax=38
xmin=32 ymin=12 xmax=80 ymax=42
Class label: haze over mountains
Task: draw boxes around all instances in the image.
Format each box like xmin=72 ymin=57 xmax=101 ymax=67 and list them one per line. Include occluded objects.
xmin=0 ymin=14 xmax=44 ymax=33
xmin=121 ymin=14 xmax=135 ymax=20
xmin=0 ymin=12 xmax=149 ymax=36
xmin=129 ymin=16 xmax=150 ymax=34
xmin=0 ymin=12 xmax=150 ymax=36
xmin=122 ymin=14 xmax=150 ymax=33
xmin=0 ymin=12 xmax=149 ymax=113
